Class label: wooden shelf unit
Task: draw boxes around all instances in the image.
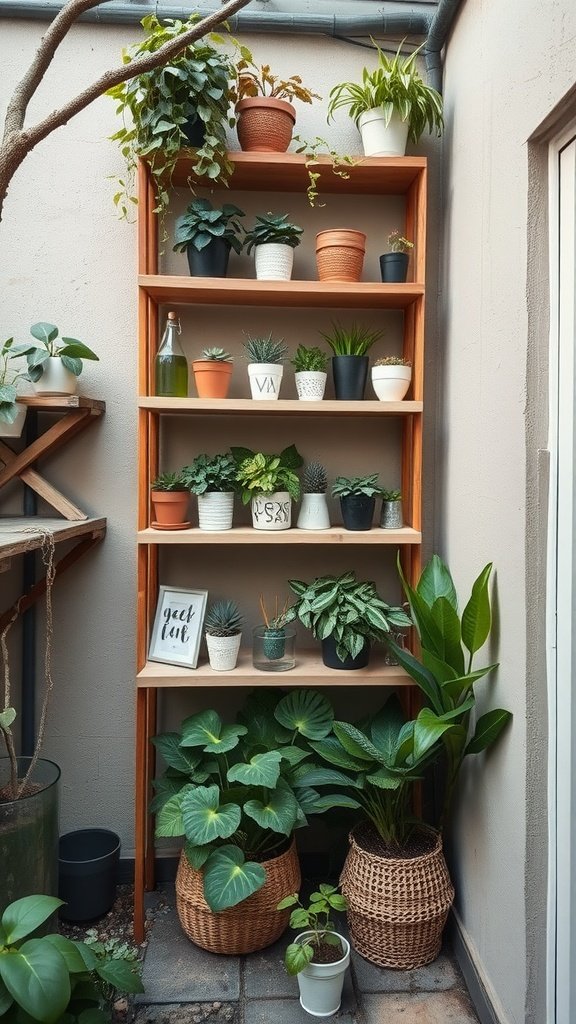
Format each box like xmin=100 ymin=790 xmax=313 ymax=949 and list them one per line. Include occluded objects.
xmin=135 ymin=152 xmax=427 ymax=943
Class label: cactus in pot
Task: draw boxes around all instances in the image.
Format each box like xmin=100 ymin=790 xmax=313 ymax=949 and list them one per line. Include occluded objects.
xmin=297 ymin=462 xmax=330 ymax=531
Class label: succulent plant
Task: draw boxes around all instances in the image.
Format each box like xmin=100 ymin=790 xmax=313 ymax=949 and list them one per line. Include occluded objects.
xmin=291 ymin=345 xmax=328 ymax=373
xmin=374 ymin=356 xmax=412 ymax=367
xmin=201 ymin=347 xmax=233 ymax=362
xmin=244 ymin=333 xmax=288 ymax=365
xmin=205 ymin=599 xmax=243 ymax=637
xmin=381 ymin=488 xmax=401 ymax=501
xmin=244 ymin=214 xmax=303 ymax=255
xmin=150 ymin=471 xmax=188 ymax=492
xmin=303 ymin=462 xmax=328 ymax=494
xmin=387 ymin=230 xmax=413 ymax=253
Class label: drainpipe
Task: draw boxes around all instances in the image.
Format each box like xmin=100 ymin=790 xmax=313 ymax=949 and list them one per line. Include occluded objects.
xmin=425 ymin=0 xmax=465 ymax=92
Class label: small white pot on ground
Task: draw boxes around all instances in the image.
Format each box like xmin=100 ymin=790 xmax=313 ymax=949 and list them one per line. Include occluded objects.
xmin=0 ymin=404 xmax=27 ymax=438
xmin=371 ymin=364 xmax=412 ymax=402
xmin=295 ymin=371 xmax=327 ymax=401
xmin=251 ymin=492 xmax=292 ymax=530
xmin=33 ymin=357 xmax=78 ymax=396
xmin=295 ymin=932 xmax=350 ymax=1017
xmin=197 ymin=491 xmax=234 ymax=531
xmin=206 ymin=632 xmax=242 ymax=671
xmin=297 ymin=494 xmax=330 ymax=531
xmin=248 ymin=363 xmax=284 ymax=400
xmin=254 ymin=243 xmax=294 ymax=281
xmin=357 ymin=108 xmax=409 ymax=157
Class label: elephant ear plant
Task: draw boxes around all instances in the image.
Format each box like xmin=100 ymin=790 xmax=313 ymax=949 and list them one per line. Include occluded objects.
xmin=389 ymin=555 xmax=512 ymax=828
xmin=153 ymin=689 xmax=336 ymax=911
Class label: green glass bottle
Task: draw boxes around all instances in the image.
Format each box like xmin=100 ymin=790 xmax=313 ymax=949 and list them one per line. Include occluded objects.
xmin=155 ymin=311 xmax=188 ymax=397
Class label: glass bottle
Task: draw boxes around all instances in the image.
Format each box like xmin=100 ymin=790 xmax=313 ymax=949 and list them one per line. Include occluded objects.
xmin=154 ymin=311 xmax=188 ymax=397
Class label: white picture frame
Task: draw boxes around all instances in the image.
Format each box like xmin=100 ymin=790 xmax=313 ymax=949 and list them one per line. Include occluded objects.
xmin=149 ymin=586 xmax=208 ymax=669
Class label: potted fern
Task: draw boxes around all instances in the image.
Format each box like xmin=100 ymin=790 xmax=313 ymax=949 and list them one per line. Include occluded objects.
xmin=182 ymin=452 xmax=237 ymax=531
xmin=332 ymin=474 xmax=382 ymax=531
xmin=204 ymin=600 xmax=243 ymax=671
xmin=150 ymin=471 xmax=190 ymax=529
xmin=327 ymin=41 xmax=443 ymax=157
xmin=173 ymin=199 xmax=245 ymax=278
xmin=244 ymin=333 xmax=288 ymax=400
xmin=371 ymin=356 xmax=412 ymax=401
xmin=291 ymin=346 xmax=328 ymax=401
xmin=232 ymin=443 xmax=302 ymax=531
xmin=191 ymin=348 xmax=234 ymax=400
xmin=297 ymin=463 xmax=330 ymax=531
xmin=380 ymin=230 xmax=414 ymax=283
xmin=233 ymin=54 xmax=320 ymax=153
xmin=320 ymin=322 xmax=383 ymax=401
xmin=244 ymin=214 xmax=303 ymax=281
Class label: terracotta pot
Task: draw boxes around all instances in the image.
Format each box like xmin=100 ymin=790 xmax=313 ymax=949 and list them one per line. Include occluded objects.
xmin=236 ymin=97 xmax=296 ymax=153
xmin=150 ymin=489 xmax=189 ymax=526
xmin=192 ymin=360 xmax=232 ymax=399
xmin=316 ymin=229 xmax=366 ymax=282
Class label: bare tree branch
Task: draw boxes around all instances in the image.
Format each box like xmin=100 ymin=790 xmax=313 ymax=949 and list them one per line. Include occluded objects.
xmin=0 ymin=0 xmax=253 ymax=220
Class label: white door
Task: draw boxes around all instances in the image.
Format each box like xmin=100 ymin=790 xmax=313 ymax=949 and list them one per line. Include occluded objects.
xmin=548 ymin=126 xmax=576 ymax=1024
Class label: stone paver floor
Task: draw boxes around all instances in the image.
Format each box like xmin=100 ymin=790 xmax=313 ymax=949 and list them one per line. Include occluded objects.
xmin=135 ymin=888 xmax=480 ymax=1024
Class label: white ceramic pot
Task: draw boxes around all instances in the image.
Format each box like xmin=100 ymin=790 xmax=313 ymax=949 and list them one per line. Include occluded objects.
xmin=254 ymin=243 xmax=294 ymax=281
xmin=295 ymin=371 xmax=327 ymax=401
xmin=197 ymin=491 xmax=234 ymax=531
xmin=248 ymin=363 xmax=284 ymax=400
xmin=371 ymin=364 xmax=412 ymax=402
xmin=357 ymin=108 xmax=409 ymax=157
xmin=295 ymin=932 xmax=350 ymax=1017
xmin=297 ymin=493 xmax=330 ymax=531
xmin=33 ymin=357 xmax=78 ymax=396
xmin=206 ymin=632 xmax=242 ymax=671
xmin=0 ymin=403 xmax=27 ymax=438
xmin=251 ymin=492 xmax=292 ymax=530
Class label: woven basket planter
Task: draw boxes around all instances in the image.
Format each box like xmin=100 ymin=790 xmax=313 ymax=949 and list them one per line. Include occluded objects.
xmin=316 ymin=229 xmax=366 ymax=282
xmin=175 ymin=838 xmax=301 ymax=954
xmin=340 ymin=825 xmax=454 ymax=970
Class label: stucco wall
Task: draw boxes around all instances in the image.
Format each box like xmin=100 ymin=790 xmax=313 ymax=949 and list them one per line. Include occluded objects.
xmin=0 ymin=23 xmax=440 ymax=857
xmin=441 ymin=2 xmax=576 ymax=1022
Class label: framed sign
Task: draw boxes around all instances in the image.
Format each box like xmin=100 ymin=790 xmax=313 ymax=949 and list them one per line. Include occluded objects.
xmin=149 ymin=586 xmax=208 ymax=669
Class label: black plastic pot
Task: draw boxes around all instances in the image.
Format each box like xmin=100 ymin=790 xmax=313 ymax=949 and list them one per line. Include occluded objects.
xmin=59 ymin=828 xmax=120 ymax=921
xmin=187 ymin=238 xmax=231 ymax=278
xmin=332 ymin=356 xmax=369 ymax=400
xmin=182 ymin=115 xmax=206 ymax=148
xmin=322 ymin=636 xmax=371 ymax=670
xmin=340 ymin=494 xmax=375 ymax=531
xmin=379 ymin=252 xmax=409 ymax=283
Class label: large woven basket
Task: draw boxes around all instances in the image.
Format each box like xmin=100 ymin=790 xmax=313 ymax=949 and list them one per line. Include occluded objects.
xmin=340 ymin=825 xmax=454 ymax=970
xmin=175 ymin=839 xmax=301 ymax=955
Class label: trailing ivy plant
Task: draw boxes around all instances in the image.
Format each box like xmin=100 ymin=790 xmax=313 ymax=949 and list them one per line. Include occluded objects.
xmin=106 ymin=15 xmax=236 ymax=220
xmin=152 ymin=689 xmax=339 ymax=911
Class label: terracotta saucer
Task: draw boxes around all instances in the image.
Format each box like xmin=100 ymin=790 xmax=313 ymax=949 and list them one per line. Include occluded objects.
xmin=150 ymin=521 xmax=191 ymax=531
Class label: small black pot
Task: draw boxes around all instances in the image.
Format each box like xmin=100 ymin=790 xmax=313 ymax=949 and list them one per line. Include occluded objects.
xmin=322 ymin=635 xmax=371 ymax=670
xmin=187 ymin=238 xmax=231 ymax=278
xmin=332 ymin=355 xmax=369 ymax=400
xmin=340 ymin=494 xmax=375 ymax=531
xmin=379 ymin=251 xmax=409 ymax=283
xmin=59 ymin=828 xmax=120 ymax=922
xmin=182 ymin=114 xmax=206 ymax=148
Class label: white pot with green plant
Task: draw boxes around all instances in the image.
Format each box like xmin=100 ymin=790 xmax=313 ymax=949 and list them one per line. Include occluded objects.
xmin=327 ymin=42 xmax=443 ymax=157
xmin=371 ymin=357 xmax=412 ymax=401
xmin=204 ymin=600 xmax=243 ymax=671
xmin=244 ymin=333 xmax=287 ymax=401
xmin=291 ymin=346 xmax=328 ymax=401
xmin=297 ymin=463 xmax=330 ymax=531
xmin=244 ymin=214 xmax=303 ymax=281
xmin=182 ymin=452 xmax=237 ymax=531
xmin=16 ymin=322 xmax=99 ymax=397
xmin=279 ymin=886 xmax=350 ymax=1018
xmin=232 ymin=444 xmax=302 ymax=531
xmin=0 ymin=338 xmax=30 ymax=439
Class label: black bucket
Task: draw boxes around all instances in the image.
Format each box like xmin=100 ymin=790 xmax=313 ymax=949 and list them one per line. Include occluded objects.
xmin=59 ymin=828 xmax=120 ymax=921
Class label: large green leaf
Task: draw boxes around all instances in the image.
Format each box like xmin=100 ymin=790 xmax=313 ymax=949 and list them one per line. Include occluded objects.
xmin=461 ymin=563 xmax=493 ymax=657
xmin=184 ymin=841 xmax=212 ymax=869
xmin=365 ymin=767 xmax=402 ymax=790
xmin=279 ymin=745 xmax=311 ymax=766
xmin=413 ymin=708 xmax=455 ymax=762
xmin=180 ymin=710 xmax=247 ymax=753
xmin=203 ymin=846 xmax=266 ymax=912
xmin=0 ymin=976 xmax=12 ymax=1015
xmin=397 ymin=558 xmax=445 ymax=654
xmin=421 ymin=651 xmax=458 ymax=684
xmin=274 ymin=690 xmax=333 ymax=739
xmin=96 ymin=959 xmax=144 ymax=994
xmin=155 ymin=787 xmax=192 ymax=837
xmin=309 ymin=736 xmax=366 ymax=771
xmin=181 ymin=785 xmax=241 ymax=844
xmin=30 ymin=321 xmax=58 ymax=345
xmin=310 ymin=793 xmax=362 ymax=810
xmin=370 ymin=695 xmax=405 ymax=762
xmin=149 ymin=776 xmax=186 ymax=814
xmin=465 ymin=709 xmax=512 ymax=754
xmin=227 ymin=751 xmax=282 ymax=788
xmin=43 ymin=935 xmax=94 ymax=973
xmin=0 ymin=939 xmax=70 ymax=1023
xmin=294 ymin=764 xmax=363 ymax=789
xmin=441 ymin=664 xmax=498 ymax=703
xmin=386 ymin=643 xmax=444 ymax=714
xmin=1 ymin=895 xmax=64 ymax=944
xmin=285 ymin=941 xmax=314 ymax=976
xmin=152 ymin=733 xmax=200 ymax=774
xmin=244 ymin=788 xmax=299 ymax=835
xmin=333 ymin=721 xmax=385 ymax=763
xmin=430 ymin=596 xmax=465 ymax=674
xmin=417 ymin=554 xmax=458 ymax=610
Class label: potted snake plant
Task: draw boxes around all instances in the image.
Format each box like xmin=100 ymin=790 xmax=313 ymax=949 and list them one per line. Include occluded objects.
xmin=320 ymin=322 xmax=383 ymax=401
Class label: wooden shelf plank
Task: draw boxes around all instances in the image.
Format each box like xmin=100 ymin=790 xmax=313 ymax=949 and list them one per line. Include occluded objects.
xmin=138 ymin=526 xmax=421 ymax=545
xmin=138 ymin=650 xmax=411 ymax=688
xmin=0 ymin=517 xmax=107 ymax=559
xmin=138 ymin=276 xmax=424 ymax=309
xmin=138 ymin=397 xmax=422 ymax=415
xmin=168 ymin=152 xmax=427 ymax=194
xmin=17 ymin=396 xmax=105 ymax=412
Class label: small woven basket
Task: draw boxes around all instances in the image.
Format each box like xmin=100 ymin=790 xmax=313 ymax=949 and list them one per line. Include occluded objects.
xmin=176 ymin=839 xmax=301 ymax=955
xmin=340 ymin=825 xmax=454 ymax=970
xmin=316 ymin=229 xmax=366 ymax=282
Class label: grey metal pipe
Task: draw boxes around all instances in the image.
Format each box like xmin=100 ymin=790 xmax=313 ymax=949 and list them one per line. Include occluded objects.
xmin=425 ymin=0 xmax=465 ymax=91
